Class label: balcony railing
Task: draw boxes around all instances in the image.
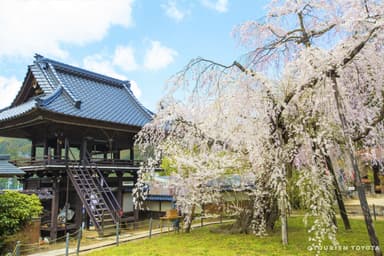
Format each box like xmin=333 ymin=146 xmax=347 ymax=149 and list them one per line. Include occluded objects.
xmin=11 ymin=155 xmax=143 ymax=168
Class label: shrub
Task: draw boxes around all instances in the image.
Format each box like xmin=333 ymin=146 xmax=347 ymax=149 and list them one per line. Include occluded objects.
xmin=0 ymin=191 xmax=42 ymax=241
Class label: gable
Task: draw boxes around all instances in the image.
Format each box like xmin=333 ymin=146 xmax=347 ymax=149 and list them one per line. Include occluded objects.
xmin=11 ymin=62 xmax=55 ymax=107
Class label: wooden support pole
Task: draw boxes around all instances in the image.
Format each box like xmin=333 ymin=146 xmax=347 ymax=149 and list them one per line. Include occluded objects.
xmin=149 ymin=218 xmax=153 ymax=238
xmin=15 ymin=241 xmax=20 ymax=256
xmin=50 ymin=177 xmax=59 ymax=241
xmin=325 ymin=154 xmax=351 ymax=230
xmin=65 ymin=232 xmax=69 ymax=256
xmin=65 ymin=174 xmax=69 ymax=234
xmin=76 ymin=227 xmax=82 ymax=256
xmin=116 ymin=222 xmax=120 ymax=246
xmin=65 ymin=138 xmax=70 ymax=234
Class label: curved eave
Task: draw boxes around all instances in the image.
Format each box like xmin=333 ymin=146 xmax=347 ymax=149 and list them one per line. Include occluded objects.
xmin=0 ymin=108 xmax=45 ymax=138
xmin=122 ymin=82 xmax=153 ymax=120
xmin=0 ymin=105 xmax=146 ymax=136
xmin=0 ymin=102 xmax=39 ymax=123
xmin=35 ymin=108 xmax=145 ymax=133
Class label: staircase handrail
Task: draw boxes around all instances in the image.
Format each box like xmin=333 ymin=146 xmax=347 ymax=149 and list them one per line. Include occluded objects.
xmin=85 ymin=151 xmax=122 ymax=221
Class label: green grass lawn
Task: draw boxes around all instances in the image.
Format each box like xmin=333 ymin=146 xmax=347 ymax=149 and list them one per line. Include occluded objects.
xmin=86 ymin=217 xmax=384 ymax=256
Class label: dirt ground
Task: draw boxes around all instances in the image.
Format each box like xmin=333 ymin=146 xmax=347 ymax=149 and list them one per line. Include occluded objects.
xmin=345 ymin=194 xmax=384 ymax=206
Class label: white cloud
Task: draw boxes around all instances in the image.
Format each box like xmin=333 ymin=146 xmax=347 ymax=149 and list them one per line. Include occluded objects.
xmin=129 ymin=80 xmax=142 ymax=99
xmin=83 ymin=54 xmax=127 ymax=80
xmin=113 ymin=46 xmax=139 ymax=72
xmin=0 ymin=0 xmax=134 ymax=59
xmin=201 ymin=0 xmax=228 ymax=13
xmin=83 ymin=54 xmax=142 ymax=99
xmin=144 ymin=41 xmax=178 ymax=70
xmin=161 ymin=1 xmax=187 ymax=22
xmin=0 ymin=76 xmax=21 ymax=109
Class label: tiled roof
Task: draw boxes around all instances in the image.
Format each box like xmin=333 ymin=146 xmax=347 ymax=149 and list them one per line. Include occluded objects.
xmin=0 ymin=55 xmax=153 ymax=127
xmin=0 ymin=100 xmax=37 ymax=121
xmin=0 ymin=155 xmax=25 ymax=176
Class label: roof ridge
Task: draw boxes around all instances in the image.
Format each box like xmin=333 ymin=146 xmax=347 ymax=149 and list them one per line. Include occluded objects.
xmin=35 ymin=60 xmax=58 ymax=91
xmin=46 ymin=63 xmax=81 ymax=108
xmin=37 ymin=86 xmax=63 ymax=106
xmin=35 ymin=55 xmax=129 ymax=88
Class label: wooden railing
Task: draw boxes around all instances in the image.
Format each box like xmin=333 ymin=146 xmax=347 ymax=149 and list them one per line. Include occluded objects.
xmin=11 ymin=157 xmax=142 ymax=168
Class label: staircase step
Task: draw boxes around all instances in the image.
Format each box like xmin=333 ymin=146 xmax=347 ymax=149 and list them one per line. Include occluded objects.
xmin=94 ymin=214 xmax=114 ymax=218
xmin=101 ymin=224 xmax=117 ymax=229
xmin=95 ymin=219 xmax=115 ymax=223
xmin=67 ymin=161 xmax=121 ymax=236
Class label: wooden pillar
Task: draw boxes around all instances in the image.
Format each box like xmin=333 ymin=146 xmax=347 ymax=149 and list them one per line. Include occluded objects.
xmin=43 ymin=137 xmax=48 ymax=160
xmin=64 ymin=138 xmax=69 ymax=165
xmin=53 ymin=147 xmax=58 ymax=160
xmin=74 ymin=192 xmax=83 ymax=228
xmin=113 ymin=140 xmax=120 ymax=160
xmin=50 ymin=177 xmax=60 ymax=240
xmin=47 ymin=147 xmax=52 ymax=164
xmin=113 ymin=152 xmax=120 ymax=160
xmin=80 ymin=139 xmax=87 ymax=163
xmin=55 ymin=138 xmax=62 ymax=160
xmin=108 ymin=139 xmax=113 ymax=160
xmin=130 ymin=146 xmax=134 ymax=161
xmin=116 ymin=172 xmax=123 ymax=208
xmin=31 ymin=140 xmax=36 ymax=161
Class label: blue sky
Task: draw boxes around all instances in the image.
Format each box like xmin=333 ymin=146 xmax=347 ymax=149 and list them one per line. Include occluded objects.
xmin=0 ymin=0 xmax=268 ymax=111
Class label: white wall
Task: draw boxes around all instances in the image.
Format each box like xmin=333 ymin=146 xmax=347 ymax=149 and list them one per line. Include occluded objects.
xmin=123 ymin=193 xmax=133 ymax=212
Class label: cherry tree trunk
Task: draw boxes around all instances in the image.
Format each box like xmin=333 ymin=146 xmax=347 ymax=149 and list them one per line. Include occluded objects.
xmin=185 ymin=204 xmax=195 ymax=233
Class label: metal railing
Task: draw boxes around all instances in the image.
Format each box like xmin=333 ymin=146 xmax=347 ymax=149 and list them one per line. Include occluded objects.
xmin=8 ymin=215 xmax=232 ymax=256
